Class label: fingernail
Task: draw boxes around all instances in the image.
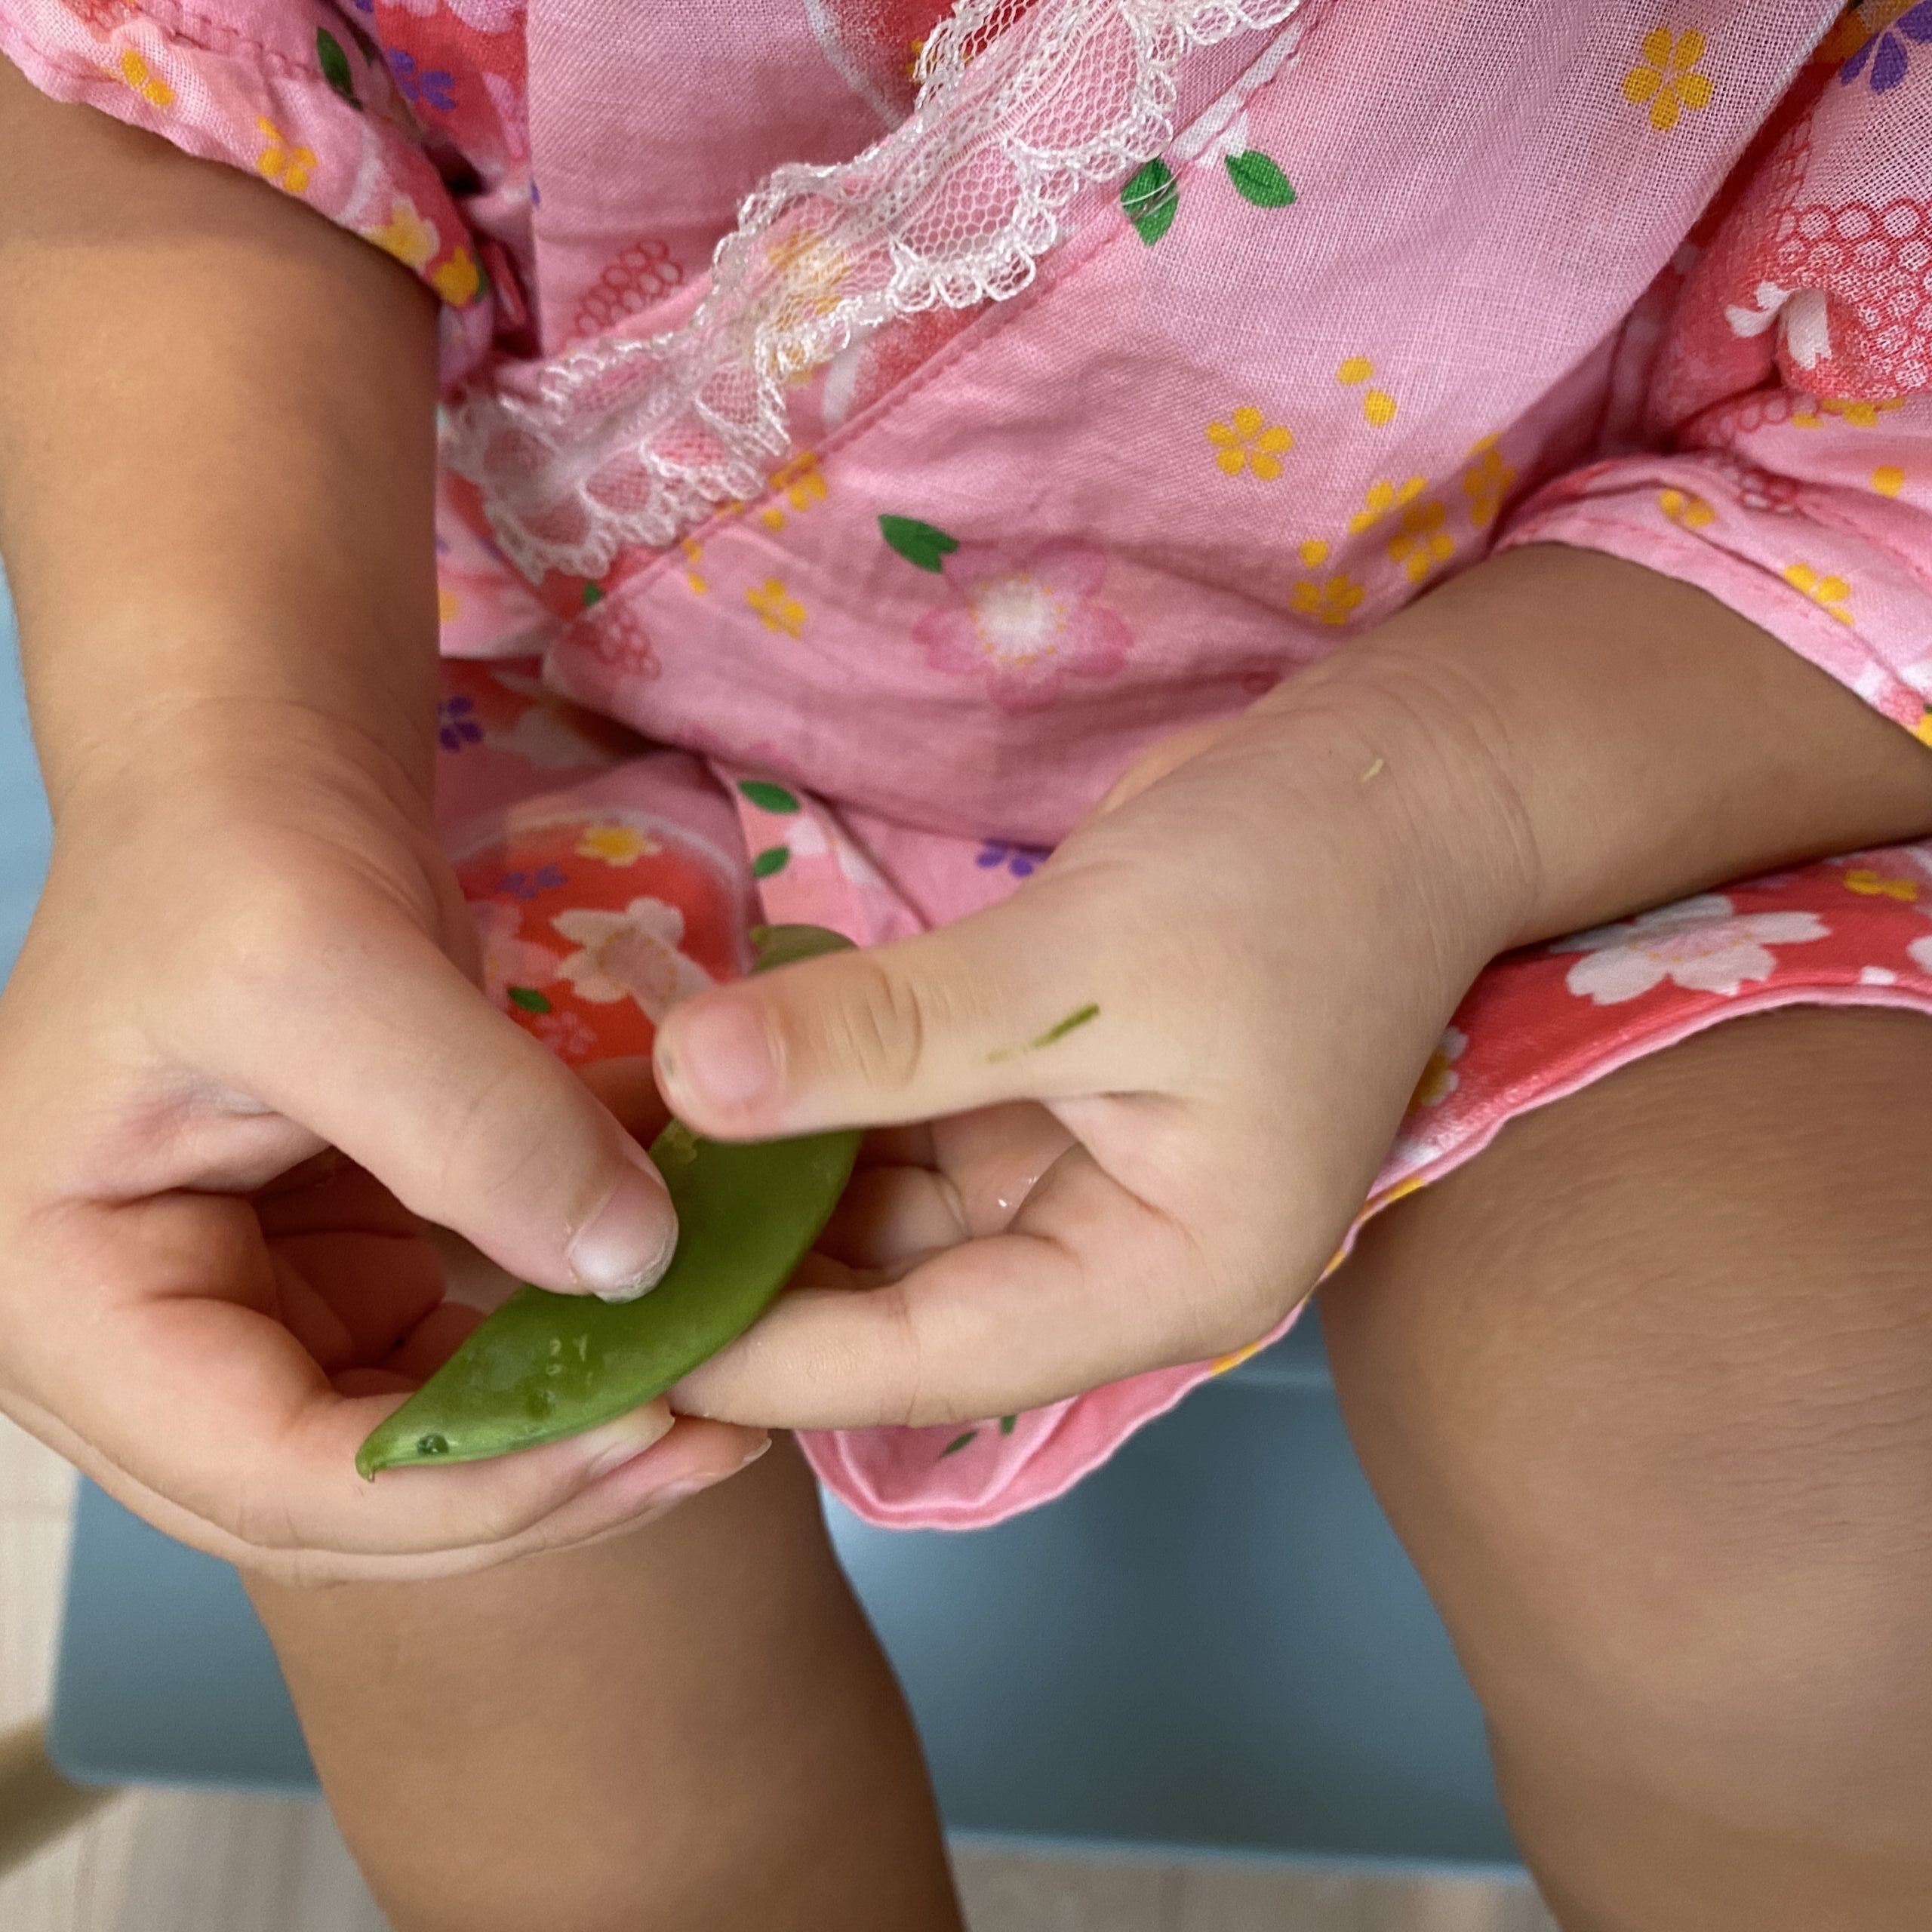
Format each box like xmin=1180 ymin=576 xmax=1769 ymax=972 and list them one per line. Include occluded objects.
xmin=638 ymin=1435 xmax=774 ymax=1509
xmin=660 ymin=998 xmax=778 ymax=1115
xmin=580 ymin=1406 xmax=675 ymax=1480
xmin=569 ymin=1149 xmax=678 ymax=1300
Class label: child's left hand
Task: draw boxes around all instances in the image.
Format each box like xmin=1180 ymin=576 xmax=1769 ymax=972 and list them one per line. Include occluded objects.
xmin=654 ymin=635 xmax=1519 ymax=1429
xmin=657 ymin=541 xmax=1932 ymax=1432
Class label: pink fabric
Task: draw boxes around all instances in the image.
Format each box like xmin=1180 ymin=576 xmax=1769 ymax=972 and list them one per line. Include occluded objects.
xmin=12 ymin=0 xmax=1932 ymax=1527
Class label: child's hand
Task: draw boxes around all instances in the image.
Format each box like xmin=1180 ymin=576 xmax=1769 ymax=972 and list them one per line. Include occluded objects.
xmin=658 ymin=546 xmax=1932 ymax=1432
xmin=655 ymin=654 xmax=1516 ymax=1428
xmin=0 ymin=724 xmax=759 ymax=1582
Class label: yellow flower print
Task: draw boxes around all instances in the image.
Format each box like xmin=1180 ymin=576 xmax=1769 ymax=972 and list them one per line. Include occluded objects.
xmin=1297 ymin=538 xmax=1331 ymax=568
xmin=1208 ymin=1336 xmax=1272 ymax=1377
xmin=1290 ymin=572 xmax=1366 ymax=627
xmin=1387 ymin=499 xmax=1455 ymax=583
xmin=1783 ymin=562 xmax=1854 ymax=625
xmin=766 ymin=229 xmax=851 ymax=338
xmin=759 ymin=451 xmax=828 ymax=530
xmin=1623 ymin=27 xmax=1712 ymax=131
xmin=431 ymin=247 xmax=482 ymax=306
xmin=680 ymin=538 xmax=709 ymax=595
xmin=254 ymin=118 xmax=315 ymax=195
xmin=1206 ymin=407 xmax=1294 ymax=480
xmin=1793 ymin=395 xmax=1905 ymax=431
xmin=577 ymin=823 xmax=662 ymax=867
xmin=367 ymin=197 xmax=439 ymax=271
xmin=1843 ymin=867 xmax=1918 ymax=903
xmin=1872 ymin=465 xmax=1906 ymax=497
xmin=1349 ymin=474 xmax=1426 ymax=534
xmin=1917 ymin=710 xmax=1932 ymax=749
xmin=113 ymin=48 xmax=174 ymax=107
xmin=1658 ymin=487 xmax=1716 ymax=528
xmin=746 ymin=577 xmax=807 ymax=637
xmin=437 ymin=586 xmax=460 ymax=626
xmin=1335 ymin=356 xmax=1396 ymax=426
xmin=1463 ymin=437 xmax=1518 ymax=528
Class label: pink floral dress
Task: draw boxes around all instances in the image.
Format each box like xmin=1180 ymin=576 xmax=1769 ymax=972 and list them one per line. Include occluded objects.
xmin=8 ymin=0 xmax=1931 ymax=1527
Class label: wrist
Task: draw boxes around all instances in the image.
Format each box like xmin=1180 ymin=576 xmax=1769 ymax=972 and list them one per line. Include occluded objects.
xmin=48 ymin=684 xmax=436 ymax=848
xmin=1315 ymin=545 xmax=1932 ymax=950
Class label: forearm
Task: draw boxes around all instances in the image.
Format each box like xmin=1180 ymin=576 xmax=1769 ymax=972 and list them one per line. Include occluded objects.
xmin=0 ymin=57 xmax=441 ymax=816
xmin=1304 ymin=543 xmax=1932 ymax=951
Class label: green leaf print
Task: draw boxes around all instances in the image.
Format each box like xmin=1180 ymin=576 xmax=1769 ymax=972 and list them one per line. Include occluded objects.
xmin=737 ymin=780 xmax=801 ymax=814
xmin=1225 ymin=151 xmax=1296 ymax=208
xmin=1121 ymin=158 xmax=1179 ymax=245
xmin=750 ymin=846 xmax=791 ymax=879
xmin=878 ymin=515 xmax=960 ymax=573
xmin=940 ymin=1430 xmax=979 ymax=1458
xmin=316 ymin=28 xmax=362 ymax=110
xmin=507 ymin=986 xmax=552 ymax=1014
xmin=998 ymin=1414 xmax=1017 ymax=1435
xmin=581 ymin=581 xmax=606 ymax=609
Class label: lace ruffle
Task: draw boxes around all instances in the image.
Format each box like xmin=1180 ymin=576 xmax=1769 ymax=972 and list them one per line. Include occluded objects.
xmin=445 ymin=0 xmax=1308 ymax=582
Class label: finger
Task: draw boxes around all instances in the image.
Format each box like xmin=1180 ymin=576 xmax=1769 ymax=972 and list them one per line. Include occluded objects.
xmin=384 ymin=1298 xmax=485 ymax=1380
xmin=654 ymin=878 xmax=1146 ymax=1139
xmin=269 ymin=1230 xmax=445 ymax=1364
xmin=819 ymin=1103 xmax=1072 ymax=1266
xmin=23 ymin=1373 xmax=764 ymax=1583
xmin=574 ymin=1055 xmax=671 ymax=1147
xmin=675 ymin=1145 xmax=1268 ymax=1429
xmin=817 ymin=1165 xmax=968 ymax=1269
xmin=255 ymin=1159 xmax=420 ymax=1240
xmin=14 ymin=1191 xmax=704 ymax=1564
xmin=182 ymin=912 xmax=678 ymax=1300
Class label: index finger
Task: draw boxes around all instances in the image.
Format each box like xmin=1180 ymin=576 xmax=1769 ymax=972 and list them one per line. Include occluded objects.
xmin=669 ymin=1144 xmax=1269 ymax=1429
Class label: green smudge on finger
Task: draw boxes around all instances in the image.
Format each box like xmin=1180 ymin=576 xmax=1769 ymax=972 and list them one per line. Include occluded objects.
xmin=988 ymin=1002 xmax=1101 ymax=1063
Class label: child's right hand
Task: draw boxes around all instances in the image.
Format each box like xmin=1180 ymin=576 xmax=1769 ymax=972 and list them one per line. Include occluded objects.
xmin=0 ymin=719 xmax=763 ymax=1582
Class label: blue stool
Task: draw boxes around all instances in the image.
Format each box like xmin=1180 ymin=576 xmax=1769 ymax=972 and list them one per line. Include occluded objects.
xmin=0 ymin=596 xmax=1522 ymax=1879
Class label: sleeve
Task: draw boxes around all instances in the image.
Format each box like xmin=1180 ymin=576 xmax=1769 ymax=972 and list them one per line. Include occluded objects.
xmin=0 ymin=0 xmax=495 ymax=378
xmin=1497 ymin=27 xmax=1932 ymax=745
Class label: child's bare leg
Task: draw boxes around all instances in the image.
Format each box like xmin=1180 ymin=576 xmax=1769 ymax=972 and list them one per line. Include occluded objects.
xmin=249 ymin=1437 xmax=963 ymax=1932
xmin=1323 ymin=1006 xmax=1932 ymax=1930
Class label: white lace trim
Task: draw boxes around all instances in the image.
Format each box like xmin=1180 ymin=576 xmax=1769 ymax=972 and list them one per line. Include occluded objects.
xmin=445 ymin=0 xmax=1307 ymax=583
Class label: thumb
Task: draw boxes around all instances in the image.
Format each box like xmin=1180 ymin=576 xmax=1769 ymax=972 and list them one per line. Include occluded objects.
xmin=654 ymin=884 xmax=1140 ymax=1138
xmin=201 ymin=921 xmax=677 ymax=1300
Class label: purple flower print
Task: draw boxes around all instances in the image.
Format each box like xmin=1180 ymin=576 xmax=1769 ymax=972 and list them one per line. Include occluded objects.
xmin=500 ymin=862 xmax=566 ymax=900
xmin=975 ymin=840 xmax=1051 ymax=878
xmin=387 ymin=48 xmax=457 ymax=112
xmin=914 ymin=541 xmax=1134 ymax=713
xmin=1840 ymin=2 xmax=1932 ymax=92
xmin=437 ymin=693 xmax=483 ymax=751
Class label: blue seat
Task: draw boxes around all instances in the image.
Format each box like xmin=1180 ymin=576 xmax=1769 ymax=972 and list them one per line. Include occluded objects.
xmin=0 ymin=594 xmax=1522 ymax=1879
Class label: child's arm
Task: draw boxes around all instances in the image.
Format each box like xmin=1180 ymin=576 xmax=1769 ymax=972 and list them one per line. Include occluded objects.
xmin=651 ymin=543 xmax=1932 ymax=1426
xmin=0 ymin=64 xmax=757 ymax=1578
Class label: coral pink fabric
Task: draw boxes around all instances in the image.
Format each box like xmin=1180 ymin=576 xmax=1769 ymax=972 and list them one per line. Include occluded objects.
xmin=11 ymin=0 xmax=1932 ymax=1527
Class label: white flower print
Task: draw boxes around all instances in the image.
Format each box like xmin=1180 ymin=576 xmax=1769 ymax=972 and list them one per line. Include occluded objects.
xmin=1909 ymin=935 xmax=1932 ymax=980
xmin=552 ymin=897 xmax=712 ymax=1017
xmin=1554 ymin=894 xmax=1829 ymax=1005
xmin=472 ymin=900 xmax=558 ymax=1003
xmin=1410 ymin=1025 xmax=1468 ymax=1109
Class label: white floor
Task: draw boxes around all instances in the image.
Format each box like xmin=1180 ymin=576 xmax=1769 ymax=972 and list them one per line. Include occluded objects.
xmin=0 ymin=1417 xmax=1555 ymax=1931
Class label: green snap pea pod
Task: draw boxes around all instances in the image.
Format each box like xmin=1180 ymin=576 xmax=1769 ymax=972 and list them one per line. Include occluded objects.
xmin=355 ymin=924 xmax=858 ymax=1478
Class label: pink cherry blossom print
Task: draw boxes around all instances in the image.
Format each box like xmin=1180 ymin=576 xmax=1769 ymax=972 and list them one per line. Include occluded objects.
xmin=471 ymin=899 xmax=561 ymax=1005
xmin=552 ymin=896 xmax=714 ymax=1019
xmin=914 ymin=541 xmax=1133 ymax=713
xmin=1552 ymin=894 xmax=1830 ymax=1004
xmin=571 ymin=241 xmax=684 ymax=343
